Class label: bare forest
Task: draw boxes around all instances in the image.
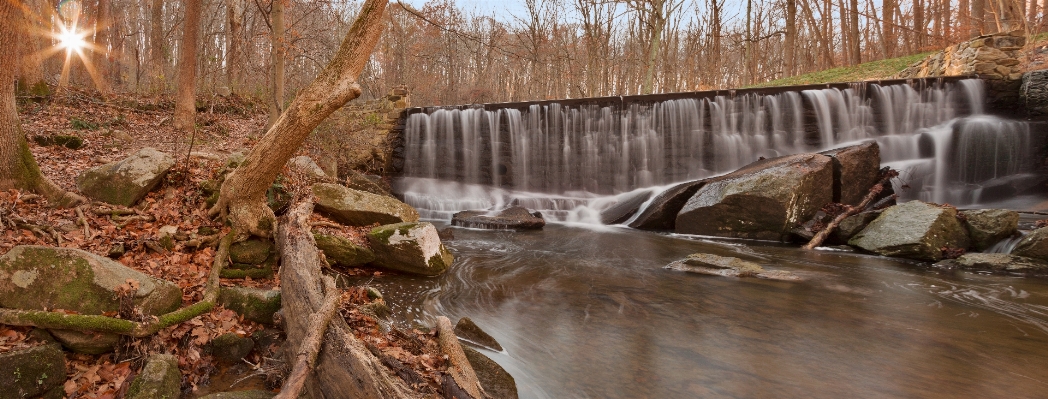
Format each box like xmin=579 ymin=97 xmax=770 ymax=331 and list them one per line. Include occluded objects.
xmin=13 ymin=0 xmax=1048 ymax=107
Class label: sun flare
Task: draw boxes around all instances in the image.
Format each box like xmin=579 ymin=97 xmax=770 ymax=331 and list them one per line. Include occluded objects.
xmin=57 ymin=26 xmax=87 ymax=53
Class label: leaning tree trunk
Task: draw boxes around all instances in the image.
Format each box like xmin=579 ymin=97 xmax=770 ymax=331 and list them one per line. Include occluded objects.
xmin=0 ymin=2 xmax=84 ymax=206
xmin=278 ymin=200 xmax=417 ymax=398
xmin=173 ymin=0 xmax=202 ymax=132
xmin=210 ymin=0 xmax=388 ymax=237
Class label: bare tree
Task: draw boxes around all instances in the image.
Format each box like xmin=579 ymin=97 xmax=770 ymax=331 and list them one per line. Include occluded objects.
xmin=269 ymin=0 xmax=286 ymax=128
xmin=210 ymin=0 xmax=389 ymax=237
xmin=173 ymin=0 xmax=202 ymax=132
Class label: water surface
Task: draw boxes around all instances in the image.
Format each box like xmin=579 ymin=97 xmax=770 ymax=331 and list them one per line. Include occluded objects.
xmin=357 ymin=223 xmax=1048 ymax=398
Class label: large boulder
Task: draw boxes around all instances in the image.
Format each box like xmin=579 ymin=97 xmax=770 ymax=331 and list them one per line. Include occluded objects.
xmin=0 ymin=341 xmax=66 ymax=399
xmin=287 ymin=156 xmax=333 ymax=182
xmin=314 ymin=233 xmax=376 ymax=267
xmin=313 ymin=183 xmax=418 ymax=226
xmin=76 ymin=147 xmax=175 ymax=206
xmin=451 ymin=207 xmax=545 ymax=230
xmin=628 ymin=180 xmax=707 ymax=230
xmin=848 ymin=201 xmax=970 ymax=261
xmin=830 ymin=210 xmax=882 ymax=244
xmin=126 ymin=354 xmax=181 ymax=399
xmin=675 ymin=154 xmax=834 ymax=241
xmin=934 ymin=253 xmax=1048 ymax=275
xmin=343 ymin=169 xmax=392 ymax=197
xmin=1013 ymin=227 xmax=1048 ymax=261
xmin=0 ymin=246 xmax=182 ymax=353
xmin=368 ymin=222 xmax=453 ymax=276
xmin=819 ymin=141 xmax=881 ymax=205
xmin=961 ymin=209 xmax=1019 ymax=250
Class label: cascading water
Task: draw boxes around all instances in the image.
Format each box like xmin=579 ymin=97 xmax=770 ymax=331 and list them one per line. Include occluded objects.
xmin=398 ymin=79 xmax=1040 ymax=223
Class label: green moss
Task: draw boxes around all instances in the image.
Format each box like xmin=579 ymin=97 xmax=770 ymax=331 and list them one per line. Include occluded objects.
xmin=220 ymin=267 xmax=274 ymax=279
xmin=748 ymin=52 xmax=936 ymax=88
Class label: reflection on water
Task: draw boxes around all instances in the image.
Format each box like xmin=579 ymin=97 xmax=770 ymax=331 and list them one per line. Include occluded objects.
xmin=347 ymin=224 xmax=1048 ymax=398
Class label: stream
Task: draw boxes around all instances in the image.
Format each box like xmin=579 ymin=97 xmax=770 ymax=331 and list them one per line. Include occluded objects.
xmin=351 ymin=222 xmax=1048 ymax=398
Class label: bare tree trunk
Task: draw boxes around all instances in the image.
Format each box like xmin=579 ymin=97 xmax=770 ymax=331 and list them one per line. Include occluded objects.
xmin=785 ymin=0 xmax=796 ymax=76
xmin=226 ymin=0 xmax=243 ymax=92
xmin=997 ymin=0 xmax=1022 ymax=31
xmin=884 ymin=0 xmax=895 ymax=57
xmin=211 ymin=0 xmax=389 ymax=237
xmin=849 ymin=0 xmax=861 ymax=64
xmin=915 ymin=0 xmax=925 ymax=49
xmin=0 ymin=2 xmax=84 ymax=207
xmin=150 ymin=0 xmax=165 ymax=91
xmin=173 ymin=0 xmax=202 ymax=132
xmin=94 ymin=0 xmax=112 ymax=95
xmin=960 ymin=0 xmax=971 ymax=37
xmin=268 ymin=0 xmax=286 ymax=128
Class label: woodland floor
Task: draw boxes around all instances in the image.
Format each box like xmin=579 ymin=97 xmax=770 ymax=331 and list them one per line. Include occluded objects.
xmin=1 ymin=90 xmax=452 ymax=398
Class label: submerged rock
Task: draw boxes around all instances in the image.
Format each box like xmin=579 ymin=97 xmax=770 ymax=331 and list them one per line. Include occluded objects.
xmin=1013 ymin=227 xmax=1048 ymax=261
xmin=664 ymin=253 xmax=801 ymax=281
xmin=628 ymin=180 xmax=707 ymax=230
xmin=76 ymin=147 xmax=175 ymax=206
xmin=0 ymin=246 xmax=182 ymax=353
xmin=126 ymin=354 xmax=181 ymax=399
xmin=848 ymin=201 xmax=970 ymax=261
xmin=451 ymin=207 xmax=545 ymax=230
xmin=314 ymin=232 xmax=376 ymax=267
xmin=961 ymin=209 xmax=1019 ymax=250
xmin=462 ymin=346 xmax=518 ymax=399
xmin=819 ymin=141 xmax=881 ymax=205
xmin=368 ymin=222 xmax=453 ymax=276
xmin=455 ymin=317 xmax=503 ymax=352
xmin=313 ymin=183 xmax=419 ymax=226
xmin=209 ymin=333 xmax=255 ymax=364
xmin=0 ymin=341 xmax=66 ymax=399
xmin=934 ymin=253 xmax=1048 ymax=275
xmin=675 ymin=154 xmax=833 ymax=241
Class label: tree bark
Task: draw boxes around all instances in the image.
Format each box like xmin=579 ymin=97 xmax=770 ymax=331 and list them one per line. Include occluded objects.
xmin=226 ymin=0 xmax=244 ymax=92
xmin=269 ymin=0 xmax=286 ymax=128
xmin=173 ymin=0 xmax=202 ymax=132
xmin=277 ymin=200 xmax=417 ymax=398
xmin=784 ymin=0 xmax=796 ymax=76
xmin=150 ymin=0 xmax=165 ymax=91
xmin=849 ymin=0 xmax=861 ymax=64
xmin=211 ymin=0 xmax=389 ymax=237
xmin=0 ymin=2 xmax=84 ymax=207
xmin=884 ymin=0 xmax=895 ymax=57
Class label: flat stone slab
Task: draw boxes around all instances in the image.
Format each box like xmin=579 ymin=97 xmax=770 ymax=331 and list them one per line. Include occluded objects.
xmin=451 ymin=207 xmax=545 ymax=230
xmin=664 ymin=253 xmax=801 ymax=281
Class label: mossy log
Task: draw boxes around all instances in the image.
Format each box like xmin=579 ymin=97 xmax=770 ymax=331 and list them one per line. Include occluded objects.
xmin=277 ymin=200 xmax=417 ymax=398
xmin=0 ymin=233 xmax=234 ymax=336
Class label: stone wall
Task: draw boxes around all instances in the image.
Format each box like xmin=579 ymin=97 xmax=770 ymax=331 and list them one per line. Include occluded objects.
xmin=896 ymin=30 xmax=1025 ymax=80
xmin=895 ymin=31 xmax=1027 ymax=116
xmin=307 ymin=86 xmax=409 ymax=178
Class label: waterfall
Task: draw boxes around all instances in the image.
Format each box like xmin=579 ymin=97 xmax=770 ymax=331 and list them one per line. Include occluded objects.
xmin=398 ymin=79 xmax=1039 ymax=222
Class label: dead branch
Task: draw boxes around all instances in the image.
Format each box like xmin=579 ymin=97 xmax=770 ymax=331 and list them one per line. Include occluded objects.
xmin=435 ymin=316 xmax=485 ymax=399
xmin=275 ymin=276 xmax=342 ymax=399
xmin=0 ymin=232 xmax=234 ymax=336
xmin=802 ymin=170 xmax=899 ymax=250
xmin=76 ymin=206 xmax=92 ymax=238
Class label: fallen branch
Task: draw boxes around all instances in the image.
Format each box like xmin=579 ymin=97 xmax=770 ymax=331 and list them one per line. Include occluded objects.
xmin=435 ymin=316 xmax=485 ymax=399
xmin=802 ymin=170 xmax=899 ymax=250
xmin=0 ymin=232 xmax=234 ymax=336
xmin=275 ymin=276 xmax=342 ymax=399
xmin=76 ymin=206 xmax=92 ymax=238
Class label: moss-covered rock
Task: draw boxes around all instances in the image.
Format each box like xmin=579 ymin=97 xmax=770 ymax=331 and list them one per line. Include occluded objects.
xmin=314 ymin=233 xmax=376 ymax=267
xmin=313 ymin=183 xmax=418 ymax=226
xmin=217 ymin=287 xmax=281 ymax=325
xmin=1013 ymin=227 xmax=1048 ymax=261
xmin=126 ymin=354 xmax=180 ymax=399
xmin=342 ymin=169 xmax=391 ymax=197
xmin=961 ymin=209 xmax=1019 ymax=251
xmin=461 ymin=346 xmax=518 ymax=399
xmin=229 ymin=239 xmax=273 ymax=265
xmin=367 ymin=222 xmax=452 ymax=276
xmin=33 ymin=134 xmax=85 ymax=150
xmin=209 ymin=333 xmax=255 ymax=363
xmin=0 ymin=342 xmax=66 ymax=399
xmin=75 ymin=147 xmax=175 ymax=206
xmin=849 ymin=201 xmax=971 ymax=261
xmin=0 ymin=246 xmax=182 ymax=353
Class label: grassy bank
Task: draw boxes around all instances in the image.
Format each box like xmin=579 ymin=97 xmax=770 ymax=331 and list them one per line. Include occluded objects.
xmin=748 ymin=52 xmax=934 ymax=88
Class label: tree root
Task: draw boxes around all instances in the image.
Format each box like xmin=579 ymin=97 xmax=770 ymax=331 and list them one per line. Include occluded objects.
xmin=275 ymin=276 xmax=342 ymax=399
xmin=0 ymin=232 xmax=235 ymax=336
xmin=435 ymin=316 xmax=486 ymax=399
